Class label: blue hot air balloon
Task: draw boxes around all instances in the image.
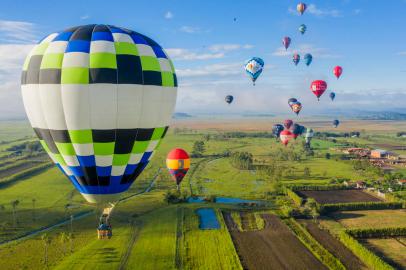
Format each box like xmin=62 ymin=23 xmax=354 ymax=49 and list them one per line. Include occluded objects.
xmin=304 ymin=53 xmax=312 ymax=66
xmin=244 ymin=57 xmax=264 ymax=85
xmin=329 ymin=92 xmax=336 ymax=101
xmin=299 ymin=24 xmax=307 ymax=35
xmin=333 ymin=119 xmax=340 ymax=128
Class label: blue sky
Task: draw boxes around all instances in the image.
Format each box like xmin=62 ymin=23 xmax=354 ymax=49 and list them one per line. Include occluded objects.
xmin=0 ymin=0 xmax=405 ymax=118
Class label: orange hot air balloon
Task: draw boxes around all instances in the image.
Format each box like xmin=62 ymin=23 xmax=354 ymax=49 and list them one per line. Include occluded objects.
xmin=333 ymin=66 xmax=343 ymax=79
xmin=166 ymin=148 xmax=190 ymax=190
xmin=280 ymin=130 xmax=294 ymax=146
xmin=297 ymin=2 xmax=307 ymax=15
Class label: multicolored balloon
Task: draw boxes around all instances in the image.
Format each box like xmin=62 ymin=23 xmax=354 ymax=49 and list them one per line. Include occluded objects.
xmin=284 ymin=119 xmax=293 ymax=130
xmin=283 ymin=37 xmax=291 ymax=50
xmin=299 ymin=24 xmax=307 ymax=34
xmin=329 ymin=92 xmax=336 ymax=101
xmin=310 ymin=80 xmax=328 ymax=101
xmin=166 ymin=148 xmax=190 ymax=189
xmin=297 ymin=2 xmax=307 ymax=15
xmin=272 ymin=124 xmax=284 ymax=138
xmin=280 ymin=130 xmax=294 ymax=146
xmin=304 ymin=53 xmax=312 ymax=66
xmin=225 ymin=95 xmax=234 ymax=104
xmin=244 ymin=57 xmax=264 ymax=85
xmin=291 ymin=102 xmax=302 ymax=115
xmin=288 ymin=98 xmax=298 ymax=107
xmin=293 ymin=53 xmax=300 ymax=66
xmin=21 ymin=24 xmax=177 ymax=204
xmin=333 ymin=66 xmax=343 ymax=79
xmin=333 ymin=119 xmax=340 ymax=128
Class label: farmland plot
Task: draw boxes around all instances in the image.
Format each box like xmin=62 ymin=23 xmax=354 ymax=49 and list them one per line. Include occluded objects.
xmin=297 ymin=190 xmax=381 ymax=204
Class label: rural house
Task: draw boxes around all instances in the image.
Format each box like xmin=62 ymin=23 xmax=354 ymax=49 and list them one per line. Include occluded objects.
xmin=356 ymin=181 xmax=367 ymax=189
xmin=370 ymin=149 xmax=388 ymax=158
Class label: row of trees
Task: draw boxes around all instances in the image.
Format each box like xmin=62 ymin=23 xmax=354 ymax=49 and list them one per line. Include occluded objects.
xmin=230 ymin=152 xmax=253 ymax=170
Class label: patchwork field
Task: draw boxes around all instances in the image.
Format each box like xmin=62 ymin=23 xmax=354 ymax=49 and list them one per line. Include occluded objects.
xmin=331 ymin=209 xmax=406 ymax=229
xmin=224 ymin=213 xmax=327 ymax=270
xmin=297 ymin=189 xmax=382 ymax=204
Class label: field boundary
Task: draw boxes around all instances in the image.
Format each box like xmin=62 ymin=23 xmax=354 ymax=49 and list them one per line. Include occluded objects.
xmin=320 ymin=201 xmax=403 ymax=214
xmin=346 ymin=227 xmax=406 ymax=238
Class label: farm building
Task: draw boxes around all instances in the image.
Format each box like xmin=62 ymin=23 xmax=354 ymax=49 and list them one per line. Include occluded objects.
xmin=343 ymin=181 xmax=355 ymax=187
xmin=356 ymin=181 xmax=367 ymax=189
xmin=370 ymin=149 xmax=388 ymax=158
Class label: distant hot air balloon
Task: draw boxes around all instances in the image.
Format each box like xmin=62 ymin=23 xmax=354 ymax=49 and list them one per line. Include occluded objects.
xmin=244 ymin=57 xmax=264 ymax=85
xmin=284 ymin=119 xmax=293 ymax=130
xmin=305 ymin=128 xmax=314 ymax=146
xmin=288 ymin=98 xmax=298 ymax=107
xmin=297 ymin=2 xmax=307 ymax=15
xmin=333 ymin=119 xmax=340 ymax=128
xmin=283 ymin=37 xmax=291 ymax=50
xmin=225 ymin=95 xmax=234 ymax=104
xmin=333 ymin=66 xmax=343 ymax=79
xmin=293 ymin=53 xmax=300 ymax=66
xmin=280 ymin=130 xmax=294 ymax=146
xmin=304 ymin=53 xmax=312 ymax=66
xmin=329 ymin=92 xmax=336 ymax=101
xmin=291 ymin=102 xmax=302 ymax=115
xmin=166 ymin=148 xmax=190 ymax=190
xmin=299 ymin=24 xmax=307 ymax=34
xmin=272 ymin=124 xmax=284 ymax=138
xmin=292 ymin=123 xmax=306 ymax=139
xmin=310 ymin=80 xmax=327 ymax=101
xmin=21 ymin=24 xmax=177 ymax=205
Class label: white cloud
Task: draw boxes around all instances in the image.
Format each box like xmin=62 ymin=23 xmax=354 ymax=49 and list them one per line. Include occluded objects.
xmin=272 ymin=44 xmax=341 ymax=58
xmin=176 ymin=63 xmax=242 ymax=77
xmin=397 ymin=51 xmax=406 ymax=56
xmin=80 ymin=15 xmax=90 ymax=20
xmin=166 ymin=48 xmax=224 ymax=60
xmin=180 ymin=26 xmax=201 ymax=33
xmin=289 ymin=4 xmax=341 ymax=17
xmin=164 ymin=11 xmax=173 ymax=19
xmin=0 ymin=20 xmax=37 ymax=43
xmin=208 ymin=44 xmax=253 ymax=52
xmin=0 ymin=44 xmax=34 ymax=75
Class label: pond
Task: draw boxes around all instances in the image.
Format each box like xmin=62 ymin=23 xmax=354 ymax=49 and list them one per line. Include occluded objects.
xmin=196 ymin=208 xmax=220 ymax=230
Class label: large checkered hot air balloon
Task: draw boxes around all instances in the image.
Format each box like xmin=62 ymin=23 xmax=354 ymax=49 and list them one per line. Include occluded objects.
xmin=21 ymin=24 xmax=177 ymax=204
xmin=166 ymin=148 xmax=190 ymax=190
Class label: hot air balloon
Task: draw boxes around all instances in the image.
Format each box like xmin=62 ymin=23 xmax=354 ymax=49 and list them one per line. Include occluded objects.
xmin=280 ymin=130 xmax=294 ymax=146
xmin=166 ymin=148 xmax=190 ymax=190
xmin=272 ymin=124 xmax=284 ymax=138
xmin=305 ymin=128 xmax=314 ymax=145
xmin=329 ymin=92 xmax=336 ymax=101
xmin=304 ymin=53 xmax=312 ymax=66
xmin=282 ymin=37 xmax=291 ymax=50
xmin=284 ymin=119 xmax=293 ymax=130
xmin=244 ymin=57 xmax=264 ymax=85
xmin=292 ymin=123 xmax=306 ymax=139
xmin=293 ymin=53 xmax=300 ymax=66
xmin=21 ymin=24 xmax=177 ymax=236
xmin=288 ymin=98 xmax=298 ymax=107
xmin=310 ymin=80 xmax=327 ymax=101
xmin=333 ymin=119 xmax=340 ymax=128
xmin=297 ymin=2 xmax=307 ymax=15
xmin=333 ymin=66 xmax=343 ymax=79
xmin=225 ymin=95 xmax=234 ymax=104
xmin=291 ymin=102 xmax=302 ymax=115
xmin=299 ymin=24 xmax=307 ymax=35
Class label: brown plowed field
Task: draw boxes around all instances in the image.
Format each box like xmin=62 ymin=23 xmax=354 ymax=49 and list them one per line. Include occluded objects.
xmin=298 ymin=219 xmax=368 ymax=270
xmin=223 ymin=212 xmax=327 ymax=270
xmin=296 ymin=190 xmax=381 ymax=204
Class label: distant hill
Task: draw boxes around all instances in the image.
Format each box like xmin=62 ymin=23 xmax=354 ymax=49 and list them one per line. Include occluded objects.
xmin=173 ymin=112 xmax=192 ymax=118
xmin=353 ymin=111 xmax=406 ymax=120
xmin=241 ymin=113 xmax=275 ymax=117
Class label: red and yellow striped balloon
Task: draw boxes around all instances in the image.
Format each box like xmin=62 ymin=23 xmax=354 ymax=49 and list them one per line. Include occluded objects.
xmin=166 ymin=148 xmax=190 ymax=188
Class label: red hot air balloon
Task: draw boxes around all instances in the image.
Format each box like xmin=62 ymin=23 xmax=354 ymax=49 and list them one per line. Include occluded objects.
xmin=333 ymin=66 xmax=343 ymax=79
xmin=280 ymin=130 xmax=294 ymax=146
xmin=310 ymin=80 xmax=327 ymax=101
xmin=282 ymin=37 xmax=291 ymax=50
xmin=166 ymin=148 xmax=190 ymax=190
xmin=283 ymin=119 xmax=293 ymax=129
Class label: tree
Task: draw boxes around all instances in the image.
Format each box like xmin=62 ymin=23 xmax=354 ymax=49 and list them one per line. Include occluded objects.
xmin=32 ymin=198 xmax=36 ymax=221
xmin=203 ymin=134 xmax=211 ymax=141
xmin=11 ymin=200 xmax=19 ymax=227
xmin=325 ymin=153 xmax=331 ymax=159
xmin=68 ymin=233 xmax=74 ymax=253
xmin=59 ymin=232 xmax=68 ymax=256
xmin=191 ymin=141 xmax=205 ymax=157
xmin=303 ymin=167 xmax=311 ymax=178
xmin=41 ymin=233 xmax=52 ymax=268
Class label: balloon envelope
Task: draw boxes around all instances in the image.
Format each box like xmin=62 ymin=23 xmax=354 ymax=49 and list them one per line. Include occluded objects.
xmin=310 ymin=80 xmax=327 ymax=100
xmin=333 ymin=66 xmax=343 ymax=79
xmin=293 ymin=53 xmax=300 ymax=66
xmin=245 ymin=57 xmax=264 ymax=84
xmin=288 ymin=98 xmax=298 ymax=107
xmin=272 ymin=124 xmax=284 ymax=138
xmin=21 ymin=24 xmax=177 ymax=204
xmin=166 ymin=148 xmax=190 ymax=185
xmin=284 ymin=119 xmax=293 ymax=129
xmin=299 ymin=24 xmax=307 ymax=34
xmin=329 ymin=92 xmax=336 ymax=101
xmin=304 ymin=53 xmax=312 ymax=66
xmin=291 ymin=102 xmax=302 ymax=115
xmin=297 ymin=2 xmax=307 ymax=15
xmin=333 ymin=119 xmax=340 ymax=128
xmin=280 ymin=130 xmax=294 ymax=146
xmin=282 ymin=37 xmax=291 ymax=50
xmin=225 ymin=95 xmax=234 ymax=104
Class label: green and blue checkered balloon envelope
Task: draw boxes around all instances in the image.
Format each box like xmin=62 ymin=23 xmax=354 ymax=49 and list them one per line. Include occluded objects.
xmin=21 ymin=24 xmax=177 ymax=204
